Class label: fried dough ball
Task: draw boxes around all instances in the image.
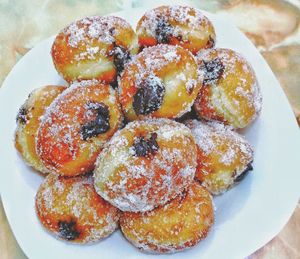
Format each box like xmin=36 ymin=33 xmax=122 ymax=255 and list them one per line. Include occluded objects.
xmin=120 ymin=182 xmax=214 ymax=253
xmin=94 ymin=118 xmax=197 ymax=212
xmin=118 ymin=44 xmax=201 ymax=121
xmin=35 ymin=174 xmax=120 ymax=244
xmin=51 ymin=15 xmax=139 ymax=84
xmin=194 ymin=48 xmax=262 ymax=128
xmin=137 ymin=5 xmax=216 ymax=54
xmin=185 ymin=119 xmax=254 ymax=195
xmin=36 ymin=80 xmax=123 ymax=176
xmin=15 ymin=85 xmax=66 ymax=173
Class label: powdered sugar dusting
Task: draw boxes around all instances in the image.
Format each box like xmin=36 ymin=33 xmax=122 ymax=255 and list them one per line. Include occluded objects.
xmin=35 ymin=174 xmax=120 ymax=243
xmin=185 ymin=119 xmax=253 ymax=165
xmin=37 ymin=80 xmax=121 ymax=175
xmin=120 ymin=182 xmax=214 ymax=253
xmin=64 ymin=16 xmax=132 ymax=48
xmin=138 ymin=5 xmax=211 ymax=41
xmin=196 ymin=48 xmax=262 ymax=128
xmin=94 ymin=118 xmax=196 ymax=212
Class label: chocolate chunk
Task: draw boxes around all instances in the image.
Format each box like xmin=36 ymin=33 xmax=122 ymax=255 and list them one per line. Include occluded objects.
xmin=58 ymin=219 xmax=80 ymax=241
xmin=133 ymin=75 xmax=165 ymax=115
xmin=202 ymin=58 xmax=225 ymax=85
xmin=80 ymin=102 xmax=110 ymax=141
xmin=16 ymin=106 xmax=29 ymax=124
xmin=109 ymin=44 xmax=130 ymax=75
xmin=133 ymin=133 xmax=159 ymax=157
xmin=234 ymin=163 xmax=253 ymax=183
xmin=155 ymin=17 xmax=173 ymax=44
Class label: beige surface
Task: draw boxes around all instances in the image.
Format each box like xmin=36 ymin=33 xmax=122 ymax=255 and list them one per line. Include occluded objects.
xmin=0 ymin=0 xmax=299 ymax=258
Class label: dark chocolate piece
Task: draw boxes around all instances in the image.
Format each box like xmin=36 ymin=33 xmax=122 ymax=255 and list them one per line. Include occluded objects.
xmin=109 ymin=44 xmax=130 ymax=75
xmin=58 ymin=219 xmax=80 ymax=241
xmin=16 ymin=106 xmax=29 ymax=124
xmin=80 ymin=102 xmax=110 ymax=140
xmin=202 ymin=58 xmax=225 ymax=85
xmin=133 ymin=75 xmax=165 ymax=115
xmin=155 ymin=17 xmax=173 ymax=44
xmin=133 ymin=133 xmax=159 ymax=157
xmin=234 ymin=163 xmax=253 ymax=183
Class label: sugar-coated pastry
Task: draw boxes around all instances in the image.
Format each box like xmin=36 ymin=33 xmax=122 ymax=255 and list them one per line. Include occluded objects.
xmin=194 ymin=48 xmax=262 ymax=128
xmin=94 ymin=118 xmax=197 ymax=212
xmin=185 ymin=119 xmax=254 ymax=195
xmin=51 ymin=15 xmax=139 ymax=84
xmin=15 ymin=85 xmax=66 ymax=173
xmin=35 ymin=174 xmax=120 ymax=243
xmin=137 ymin=5 xmax=216 ymax=54
xmin=37 ymin=80 xmax=123 ymax=176
xmin=118 ymin=44 xmax=201 ymax=121
xmin=120 ymin=182 xmax=214 ymax=253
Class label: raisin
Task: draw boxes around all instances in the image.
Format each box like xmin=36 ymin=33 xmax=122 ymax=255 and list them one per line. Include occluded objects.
xmin=202 ymin=58 xmax=225 ymax=85
xmin=58 ymin=219 xmax=80 ymax=241
xmin=16 ymin=106 xmax=29 ymax=124
xmin=133 ymin=75 xmax=165 ymax=116
xmin=234 ymin=163 xmax=253 ymax=183
xmin=109 ymin=44 xmax=130 ymax=75
xmin=133 ymin=133 xmax=159 ymax=157
xmin=80 ymin=102 xmax=110 ymax=141
xmin=155 ymin=17 xmax=173 ymax=44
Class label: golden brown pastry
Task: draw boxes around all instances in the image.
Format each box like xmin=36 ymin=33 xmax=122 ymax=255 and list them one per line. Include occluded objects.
xmin=94 ymin=118 xmax=197 ymax=212
xmin=185 ymin=119 xmax=254 ymax=195
xmin=36 ymin=80 xmax=123 ymax=176
xmin=51 ymin=15 xmax=139 ymax=84
xmin=15 ymin=85 xmax=66 ymax=173
xmin=194 ymin=48 xmax=262 ymax=128
xmin=137 ymin=5 xmax=216 ymax=54
xmin=120 ymin=182 xmax=214 ymax=253
xmin=118 ymin=44 xmax=201 ymax=121
xmin=35 ymin=174 xmax=120 ymax=243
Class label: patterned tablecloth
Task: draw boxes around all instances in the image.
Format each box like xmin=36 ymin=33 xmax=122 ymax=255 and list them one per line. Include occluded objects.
xmin=0 ymin=0 xmax=299 ymax=258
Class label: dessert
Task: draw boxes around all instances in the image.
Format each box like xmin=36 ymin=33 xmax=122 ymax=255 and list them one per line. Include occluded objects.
xmin=136 ymin=5 xmax=216 ymax=54
xmin=185 ymin=119 xmax=254 ymax=195
xmin=194 ymin=48 xmax=262 ymax=128
xmin=120 ymin=182 xmax=214 ymax=253
xmin=35 ymin=174 xmax=120 ymax=243
xmin=119 ymin=44 xmax=201 ymax=121
xmin=15 ymin=85 xmax=66 ymax=173
xmin=94 ymin=118 xmax=197 ymax=212
xmin=51 ymin=16 xmax=139 ymax=84
xmin=36 ymin=80 xmax=122 ymax=176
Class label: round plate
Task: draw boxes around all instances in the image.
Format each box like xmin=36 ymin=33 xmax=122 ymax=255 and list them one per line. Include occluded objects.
xmin=0 ymin=7 xmax=299 ymax=259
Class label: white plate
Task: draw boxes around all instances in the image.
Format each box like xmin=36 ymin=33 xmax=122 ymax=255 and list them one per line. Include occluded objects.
xmin=1 ymin=7 xmax=300 ymax=259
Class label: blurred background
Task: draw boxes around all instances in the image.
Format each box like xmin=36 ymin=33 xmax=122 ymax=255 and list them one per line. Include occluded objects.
xmin=0 ymin=0 xmax=299 ymax=258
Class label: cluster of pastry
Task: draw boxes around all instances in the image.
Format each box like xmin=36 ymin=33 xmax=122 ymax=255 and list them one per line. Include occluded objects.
xmin=15 ymin=5 xmax=262 ymax=254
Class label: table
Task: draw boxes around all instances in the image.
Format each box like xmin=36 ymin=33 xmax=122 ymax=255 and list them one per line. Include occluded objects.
xmin=0 ymin=0 xmax=299 ymax=258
